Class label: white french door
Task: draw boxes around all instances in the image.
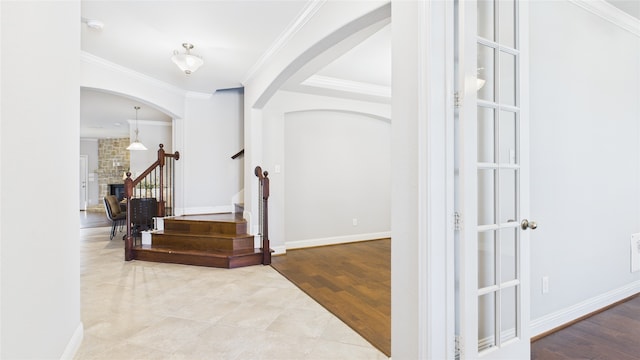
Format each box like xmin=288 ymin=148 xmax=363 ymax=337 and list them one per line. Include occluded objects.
xmin=456 ymin=0 xmax=532 ymax=358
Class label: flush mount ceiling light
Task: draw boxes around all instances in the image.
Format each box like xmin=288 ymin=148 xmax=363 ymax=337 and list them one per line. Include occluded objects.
xmin=171 ymin=43 xmax=204 ymax=74
xmin=127 ymin=106 xmax=147 ymax=151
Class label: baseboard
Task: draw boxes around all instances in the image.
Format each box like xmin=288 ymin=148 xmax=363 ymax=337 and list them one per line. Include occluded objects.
xmin=530 ymin=280 xmax=640 ymax=337
xmin=60 ymin=322 xmax=83 ymax=360
xmin=271 ymin=245 xmax=287 ymax=255
xmin=286 ymin=231 xmax=391 ymax=250
xmin=178 ymin=205 xmax=233 ymax=215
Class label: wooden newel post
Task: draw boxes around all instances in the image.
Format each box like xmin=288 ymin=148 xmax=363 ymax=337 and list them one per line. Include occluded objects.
xmin=255 ymin=166 xmax=271 ymax=265
xmin=124 ymin=172 xmax=134 ymax=261
xmin=262 ymin=173 xmax=270 ymax=265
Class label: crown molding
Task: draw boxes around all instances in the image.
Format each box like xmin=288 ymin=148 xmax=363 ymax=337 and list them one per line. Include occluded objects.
xmin=569 ymin=0 xmax=640 ymax=36
xmin=185 ymin=91 xmax=213 ymax=100
xmin=127 ymin=119 xmax=172 ymax=127
xmin=301 ymin=75 xmax=391 ymax=99
xmin=81 ymin=51 xmax=212 ymax=99
xmin=242 ymin=0 xmax=327 ymax=85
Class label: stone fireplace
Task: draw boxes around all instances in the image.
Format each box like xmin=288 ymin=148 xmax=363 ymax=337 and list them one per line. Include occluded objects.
xmin=88 ymin=138 xmax=130 ymax=211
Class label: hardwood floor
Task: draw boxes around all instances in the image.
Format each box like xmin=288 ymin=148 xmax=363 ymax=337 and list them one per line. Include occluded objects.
xmin=531 ymin=294 xmax=640 ymax=359
xmin=271 ymin=238 xmax=640 ymax=360
xmin=271 ymin=239 xmax=391 ymax=357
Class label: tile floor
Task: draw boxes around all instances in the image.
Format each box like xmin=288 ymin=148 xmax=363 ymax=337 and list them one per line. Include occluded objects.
xmin=75 ymin=227 xmax=388 ymax=359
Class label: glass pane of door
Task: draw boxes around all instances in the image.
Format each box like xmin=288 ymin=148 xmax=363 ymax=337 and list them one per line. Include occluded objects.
xmin=475 ymin=0 xmax=523 ymax=355
xmin=456 ymin=0 xmax=530 ymax=358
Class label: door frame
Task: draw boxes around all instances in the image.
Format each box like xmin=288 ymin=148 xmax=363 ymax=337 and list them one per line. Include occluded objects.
xmin=79 ymin=155 xmax=88 ymax=211
xmin=391 ymin=1 xmax=456 ymax=358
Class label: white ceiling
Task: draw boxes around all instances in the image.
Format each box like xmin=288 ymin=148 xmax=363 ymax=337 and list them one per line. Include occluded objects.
xmin=82 ymin=1 xmax=312 ymax=94
xmin=80 ymin=0 xmax=391 ymax=138
xmin=606 ymin=0 xmax=640 ymax=19
xmin=81 ymin=0 xmax=637 ymax=139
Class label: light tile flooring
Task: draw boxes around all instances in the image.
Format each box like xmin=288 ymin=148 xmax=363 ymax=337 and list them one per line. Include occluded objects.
xmin=75 ymin=227 xmax=388 ymax=359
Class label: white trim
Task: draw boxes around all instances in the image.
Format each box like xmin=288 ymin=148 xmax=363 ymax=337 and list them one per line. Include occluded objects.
xmin=242 ymin=0 xmax=327 ymax=84
xmin=286 ymin=231 xmax=391 ymax=250
xmin=185 ymin=91 xmax=213 ymax=100
xmin=171 ymin=117 xmax=185 ymax=218
xmin=81 ymin=51 xmax=210 ymax=99
xmin=530 ymin=280 xmax=640 ymax=337
xmin=478 ymin=328 xmax=518 ymax=352
xmin=179 ymin=205 xmax=234 ymax=215
xmin=419 ymin=1 xmax=431 ymax=357
xmin=127 ymin=119 xmax=172 ymax=127
xmin=301 ymin=75 xmax=391 ymax=99
xmin=569 ymin=0 xmax=640 ymax=37
xmin=271 ymin=245 xmax=287 ymax=255
xmin=59 ymin=323 xmax=83 ymax=360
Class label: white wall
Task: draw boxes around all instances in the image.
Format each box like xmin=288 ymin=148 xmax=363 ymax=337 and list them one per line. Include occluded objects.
xmin=284 ymin=110 xmax=390 ymax=245
xmin=181 ymin=90 xmax=244 ymax=214
xmin=80 ymin=139 xmax=100 ymax=207
xmin=529 ymin=0 xmax=640 ymax=332
xmin=260 ymin=90 xmax=390 ymax=253
xmin=1 ymin=1 xmax=82 ymax=358
xmin=81 ymin=55 xmax=246 ymax=215
xmin=243 ymin=1 xmax=390 ymax=236
xmin=81 ymin=52 xmax=185 ymax=119
xmin=128 ymin=120 xmax=172 ymax=177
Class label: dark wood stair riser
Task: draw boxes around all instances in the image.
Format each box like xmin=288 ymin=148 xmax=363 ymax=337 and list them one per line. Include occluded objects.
xmin=151 ymin=233 xmax=254 ymax=251
xmin=163 ymin=221 xmax=246 ymax=235
xmin=133 ymin=248 xmax=263 ymax=269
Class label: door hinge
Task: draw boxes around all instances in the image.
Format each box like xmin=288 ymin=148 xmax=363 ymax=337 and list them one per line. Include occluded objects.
xmin=454 ymin=212 xmax=462 ymax=231
xmin=455 ymin=335 xmax=463 ymax=360
xmin=454 ymin=92 xmax=462 ymax=108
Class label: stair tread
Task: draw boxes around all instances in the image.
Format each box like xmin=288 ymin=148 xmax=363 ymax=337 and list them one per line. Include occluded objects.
xmin=166 ymin=213 xmax=246 ymax=224
xmin=153 ymin=230 xmax=252 ymax=239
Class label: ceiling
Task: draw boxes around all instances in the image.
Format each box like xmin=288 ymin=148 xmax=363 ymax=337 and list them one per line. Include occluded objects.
xmin=81 ymin=1 xmax=637 ymax=139
xmin=606 ymin=0 xmax=640 ymax=19
xmin=80 ymin=0 xmax=391 ymax=138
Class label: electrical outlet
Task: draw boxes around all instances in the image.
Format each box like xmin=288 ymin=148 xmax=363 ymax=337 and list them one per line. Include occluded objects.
xmin=352 ymin=218 xmax=358 ymax=226
xmin=542 ymin=276 xmax=549 ymax=294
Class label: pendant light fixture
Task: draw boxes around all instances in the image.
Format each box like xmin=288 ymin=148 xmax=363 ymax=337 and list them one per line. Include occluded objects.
xmin=127 ymin=106 xmax=147 ymax=151
xmin=171 ymin=43 xmax=204 ymax=74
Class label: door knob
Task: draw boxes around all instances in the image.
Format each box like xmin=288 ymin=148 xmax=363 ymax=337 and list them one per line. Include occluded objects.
xmin=521 ymin=219 xmax=537 ymax=230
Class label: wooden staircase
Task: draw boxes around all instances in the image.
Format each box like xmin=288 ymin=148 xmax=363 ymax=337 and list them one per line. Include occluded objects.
xmin=123 ymin=149 xmax=271 ymax=268
xmin=132 ymin=213 xmax=264 ymax=269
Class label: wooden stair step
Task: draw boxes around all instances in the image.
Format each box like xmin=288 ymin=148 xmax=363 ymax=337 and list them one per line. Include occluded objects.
xmin=163 ymin=213 xmax=247 ymax=235
xmin=151 ymin=231 xmax=254 ymax=251
xmin=132 ymin=245 xmax=263 ymax=269
xmin=134 ymin=213 xmax=266 ymax=269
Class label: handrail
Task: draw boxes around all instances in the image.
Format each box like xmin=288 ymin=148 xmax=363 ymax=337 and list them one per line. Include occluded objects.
xmin=124 ymin=144 xmax=180 ymax=261
xmin=231 ymin=149 xmax=244 ymax=159
xmin=255 ymin=166 xmax=271 ymax=265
